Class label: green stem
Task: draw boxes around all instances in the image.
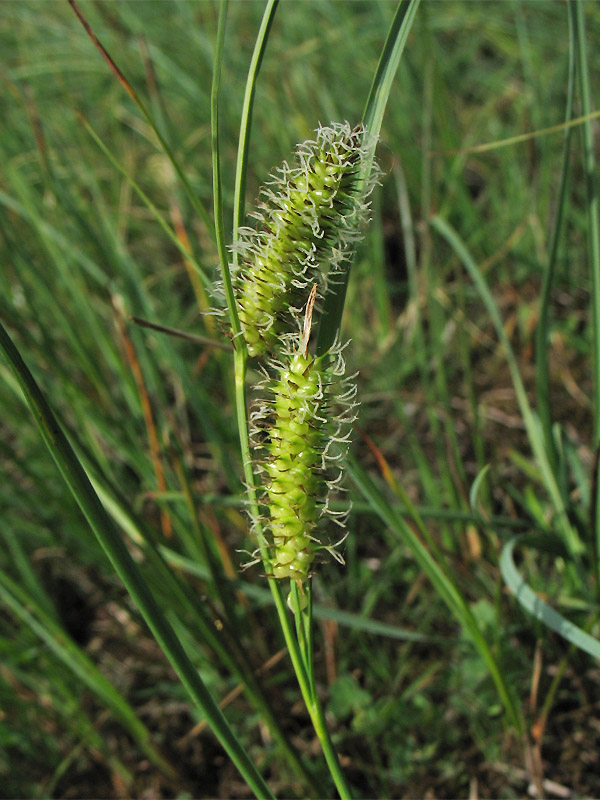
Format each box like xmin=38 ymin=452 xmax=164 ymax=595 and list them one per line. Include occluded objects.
xmin=308 ymin=687 xmax=351 ymax=800
xmin=291 ymin=582 xmax=310 ymax=667
xmin=233 ymin=345 xmax=350 ymax=797
xmin=210 ymin=7 xmax=322 ymax=791
xmin=290 ymin=585 xmax=351 ymax=800
xmin=211 ymin=3 xmax=304 ymax=715
xmin=224 ymin=2 xmax=369 ymax=791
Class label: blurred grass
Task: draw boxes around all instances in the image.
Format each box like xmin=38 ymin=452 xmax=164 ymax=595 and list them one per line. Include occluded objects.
xmin=2 ymin=1 xmax=600 ymax=797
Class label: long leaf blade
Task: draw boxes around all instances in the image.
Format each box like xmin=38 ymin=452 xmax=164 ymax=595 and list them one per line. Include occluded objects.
xmin=317 ymin=0 xmax=421 ymax=355
xmin=0 ymin=318 xmax=274 ymax=800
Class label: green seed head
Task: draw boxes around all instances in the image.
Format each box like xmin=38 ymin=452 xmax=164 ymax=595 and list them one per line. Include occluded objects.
xmin=266 ymin=352 xmax=326 ymax=579
xmin=251 ymin=290 xmax=357 ymax=583
xmin=235 ymin=122 xmax=376 ymax=358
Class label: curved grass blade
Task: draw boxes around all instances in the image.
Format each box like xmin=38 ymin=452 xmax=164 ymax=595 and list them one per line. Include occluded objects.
xmin=0 ymin=318 xmax=274 ymax=800
xmin=469 ymin=464 xmax=491 ymax=519
xmin=362 ymin=0 xmax=422 ymax=156
xmin=212 ymin=0 xmax=241 ymax=343
xmin=500 ymin=535 xmax=600 ymax=660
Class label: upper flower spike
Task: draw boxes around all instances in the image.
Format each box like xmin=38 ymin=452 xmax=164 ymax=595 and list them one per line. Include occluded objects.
xmin=235 ymin=122 xmax=377 ymax=358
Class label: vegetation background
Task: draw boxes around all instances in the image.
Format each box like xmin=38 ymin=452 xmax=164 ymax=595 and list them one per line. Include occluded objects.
xmin=1 ymin=1 xmax=600 ymax=797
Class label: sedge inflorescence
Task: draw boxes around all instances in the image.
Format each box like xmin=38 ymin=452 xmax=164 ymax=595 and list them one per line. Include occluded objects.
xmin=235 ymin=121 xmax=375 ymax=358
xmin=238 ymin=122 xmax=376 ymax=589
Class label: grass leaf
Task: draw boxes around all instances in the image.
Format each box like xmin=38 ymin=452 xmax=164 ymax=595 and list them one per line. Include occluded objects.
xmin=500 ymin=535 xmax=600 ymax=660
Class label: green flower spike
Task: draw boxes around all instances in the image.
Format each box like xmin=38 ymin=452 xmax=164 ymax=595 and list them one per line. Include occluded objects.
xmin=236 ymin=122 xmax=376 ymax=358
xmin=251 ymin=286 xmax=357 ymax=584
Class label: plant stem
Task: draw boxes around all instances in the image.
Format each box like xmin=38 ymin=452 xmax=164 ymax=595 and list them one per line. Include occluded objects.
xmin=308 ymin=686 xmax=351 ymax=800
xmin=290 ymin=585 xmax=351 ymax=800
xmin=211 ymin=6 xmax=323 ymax=792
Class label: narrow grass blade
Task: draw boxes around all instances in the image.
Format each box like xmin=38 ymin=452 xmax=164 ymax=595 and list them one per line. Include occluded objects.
xmin=362 ymin=0 xmax=422 ymax=149
xmin=212 ymin=0 xmax=242 ymax=344
xmin=77 ymin=113 xmax=213 ymax=291
xmin=131 ymin=317 xmax=232 ymax=350
xmin=0 ymin=319 xmax=274 ymax=800
xmin=348 ymin=455 xmax=524 ymax=733
xmin=232 ymin=0 xmax=279 ymax=250
xmin=535 ymin=1 xmax=575 ymax=462
xmin=317 ymin=0 xmax=421 ymax=356
xmin=0 ymin=568 xmax=176 ymax=778
xmin=67 ymin=0 xmax=215 ymax=243
xmin=430 ymin=109 xmax=600 ymax=158
xmin=469 ymin=464 xmax=491 ymax=518
xmin=430 ymin=215 xmax=584 ymax=562
xmin=500 ymin=536 xmax=600 ymax=660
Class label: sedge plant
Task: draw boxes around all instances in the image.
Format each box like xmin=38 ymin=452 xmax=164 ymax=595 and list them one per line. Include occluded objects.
xmin=9 ymin=0 xmax=594 ymax=797
xmin=212 ymin=13 xmax=386 ymax=791
xmin=0 ymin=1 xmax=422 ymax=797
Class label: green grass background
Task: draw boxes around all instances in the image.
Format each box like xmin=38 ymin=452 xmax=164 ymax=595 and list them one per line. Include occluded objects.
xmin=2 ymin=1 xmax=600 ymax=797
